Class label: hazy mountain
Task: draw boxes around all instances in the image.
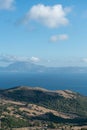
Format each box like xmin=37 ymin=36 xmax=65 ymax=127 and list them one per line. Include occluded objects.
xmin=0 ymin=61 xmax=46 ymax=72
xmin=0 ymin=61 xmax=87 ymax=73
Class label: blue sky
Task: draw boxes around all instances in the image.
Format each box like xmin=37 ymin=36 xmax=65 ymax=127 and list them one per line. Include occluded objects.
xmin=0 ymin=0 xmax=87 ymax=67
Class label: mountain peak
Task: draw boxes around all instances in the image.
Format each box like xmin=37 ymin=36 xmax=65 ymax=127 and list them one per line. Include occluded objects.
xmin=0 ymin=61 xmax=46 ymax=72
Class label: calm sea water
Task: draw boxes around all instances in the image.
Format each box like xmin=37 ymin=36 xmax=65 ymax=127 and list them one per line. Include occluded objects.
xmin=0 ymin=72 xmax=87 ymax=95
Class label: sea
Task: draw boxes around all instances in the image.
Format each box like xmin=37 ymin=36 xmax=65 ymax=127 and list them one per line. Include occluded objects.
xmin=0 ymin=72 xmax=87 ymax=96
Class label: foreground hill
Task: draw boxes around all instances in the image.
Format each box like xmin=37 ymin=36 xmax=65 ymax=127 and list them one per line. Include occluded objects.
xmin=0 ymin=86 xmax=87 ymax=130
xmin=1 ymin=86 xmax=87 ymax=118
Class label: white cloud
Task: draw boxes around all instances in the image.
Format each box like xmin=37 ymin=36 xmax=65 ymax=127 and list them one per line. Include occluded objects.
xmin=0 ymin=0 xmax=15 ymax=10
xmin=50 ymin=34 xmax=69 ymax=42
xmin=23 ymin=4 xmax=70 ymax=28
xmin=0 ymin=55 xmax=40 ymax=64
xmin=30 ymin=57 xmax=40 ymax=62
xmin=0 ymin=55 xmax=30 ymax=62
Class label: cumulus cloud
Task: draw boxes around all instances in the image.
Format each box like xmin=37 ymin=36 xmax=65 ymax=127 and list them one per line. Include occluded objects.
xmin=0 ymin=55 xmax=30 ymax=62
xmin=50 ymin=34 xmax=69 ymax=42
xmin=0 ymin=0 xmax=15 ymax=10
xmin=30 ymin=57 xmax=40 ymax=62
xmin=0 ymin=55 xmax=40 ymax=64
xmin=23 ymin=4 xmax=70 ymax=28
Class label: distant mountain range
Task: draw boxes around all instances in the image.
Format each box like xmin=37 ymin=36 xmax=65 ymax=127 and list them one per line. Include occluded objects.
xmin=0 ymin=61 xmax=87 ymax=73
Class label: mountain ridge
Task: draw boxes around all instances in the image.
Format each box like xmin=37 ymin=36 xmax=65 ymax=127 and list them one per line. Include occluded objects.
xmin=1 ymin=86 xmax=87 ymax=118
xmin=1 ymin=86 xmax=87 ymax=129
xmin=0 ymin=85 xmax=78 ymax=98
xmin=1 ymin=61 xmax=87 ymax=73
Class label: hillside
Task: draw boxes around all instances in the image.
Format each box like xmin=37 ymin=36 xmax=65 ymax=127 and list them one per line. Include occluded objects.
xmin=1 ymin=86 xmax=87 ymax=117
xmin=0 ymin=86 xmax=87 ymax=130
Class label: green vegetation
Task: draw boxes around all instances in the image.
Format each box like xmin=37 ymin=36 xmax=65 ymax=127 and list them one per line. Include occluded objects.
xmin=1 ymin=116 xmax=30 ymax=129
xmin=1 ymin=87 xmax=87 ymax=117
xmin=0 ymin=86 xmax=87 ymax=129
